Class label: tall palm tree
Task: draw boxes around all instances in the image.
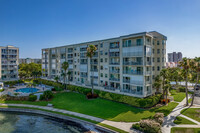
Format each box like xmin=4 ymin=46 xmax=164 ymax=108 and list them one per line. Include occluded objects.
xmin=160 ymin=68 xmax=169 ymax=99
xmin=179 ymin=57 xmax=191 ymax=106
xmin=164 ymin=79 xmax=171 ymax=105
xmin=191 ymin=57 xmax=200 ymax=106
xmin=61 ymin=62 xmax=69 ymax=90
xmin=86 ymin=45 xmax=97 ymax=94
xmin=153 ymin=75 xmax=161 ymax=93
xmin=67 ymin=71 xmax=72 ymax=85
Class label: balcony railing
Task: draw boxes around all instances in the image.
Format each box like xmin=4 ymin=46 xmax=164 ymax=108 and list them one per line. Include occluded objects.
xmin=80 ymin=74 xmax=87 ymax=78
xmin=123 ymin=62 xmax=143 ymax=65
xmin=123 ymin=70 xmax=143 ymax=75
xmin=123 ymin=43 xmax=143 ymax=47
xmin=109 ymin=78 xmax=120 ymax=82
xmin=90 ymin=69 xmax=98 ymax=72
xmin=91 ymin=62 xmax=98 ymax=65
xmin=90 ymin=76 xmax=98 ymax=79
xmin=122 ymin=52 xmax=143 ymax=57
xmin=110 ymin=53 xmax=120 ymax=57
xmin=110 ymin=62 xmax=120 ymax=65
xmin=110 ymin=45 xmax=119 ymax=49
xmin=123 ymin=79 xmax=143 ymax=85
xmin=120 ymin=89 xmax=143 ymax=95
xmin=145 ymin=71 xmax=151 ymax=75
xmin=145 ymin=62 xmax=152 ymax=65
xmin=109 ymin=69 xmax=120 ymax=73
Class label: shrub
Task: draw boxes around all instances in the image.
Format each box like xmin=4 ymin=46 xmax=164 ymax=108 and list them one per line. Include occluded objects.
xmin=0 ymin=89 xmax=4 ymax=92
xmin=154 ymin=113 xmax=164 ymax=125
xmin=139 ymin=119 xmax=161 ymax=133
xmin=86 ymin=92 xmax=98 ymax=99
xmin=28 ymin=95 xmax=37 ymax=101
xmin=43 ymin=90 xmax=53 ymax=100
xmin=178 ymin=87 xmax=185 ymax=92
xmin=39 ymin=94 xmax=45 ymax=101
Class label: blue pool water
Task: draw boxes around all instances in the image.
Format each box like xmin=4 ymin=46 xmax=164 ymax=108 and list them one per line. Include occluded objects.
xmin=15 ymin=88 xmax=39 ymax=93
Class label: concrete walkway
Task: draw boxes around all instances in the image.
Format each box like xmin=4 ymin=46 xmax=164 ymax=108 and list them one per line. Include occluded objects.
xmin=162 ymin=96 xmax=200 ymax=133
xmin=0 ymin=103 xmax=135 ymax=132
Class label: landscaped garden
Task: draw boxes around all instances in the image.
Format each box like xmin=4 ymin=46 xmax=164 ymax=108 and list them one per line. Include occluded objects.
xmin=170 ymin=89 xmax=186 ymax=102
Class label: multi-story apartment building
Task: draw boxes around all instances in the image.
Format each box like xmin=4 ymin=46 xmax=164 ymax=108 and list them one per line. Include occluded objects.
xmin=42 ymin=31 xmax=167 ymax=98
xmin=19 ymin=58 xmax=42 ymax=64
xmin=0 ymin=46 xmax=19 ymax=81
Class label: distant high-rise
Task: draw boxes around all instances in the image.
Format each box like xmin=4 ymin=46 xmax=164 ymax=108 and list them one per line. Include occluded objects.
xmin=19 ymin=58 xmax=41 ymax=64
xmin=168 ymin=52 xmax=182 ymax=62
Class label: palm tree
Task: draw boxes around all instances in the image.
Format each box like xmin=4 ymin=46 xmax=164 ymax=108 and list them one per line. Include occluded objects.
xmin=164 ymin=79 xmax=171 ymax=105
xmin=54 ymin=76 xmax=59 ymax=83
xmin=86 ymin=45 xmax=97 ymax=94
xmin=61 ymin=62 xmax=69 ymax=90
xmin=160 ymin=68 xmax=169 ymax=99
xmin=179 ymin=57 xmax=191 ymax=106
xmin=67 ymin=71 xmax=72 ymax=85
xmin=191 ymin=57 xmax=200 ymax=106
xmin=153 ymin=75 xmax=161 ymax=93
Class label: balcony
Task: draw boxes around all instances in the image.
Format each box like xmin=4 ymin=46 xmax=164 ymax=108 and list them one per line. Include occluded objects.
xmin=80 ymin=74 xmax=87 ymax=78
xmin=122 ymin=51 xmax=143 ymax=57
xmin=109 ymin=69 xmax=120 ymax=73
xmin=145 ymin=62 xmax=152 ymax=65
xmin=80 ymin=62 xmax=87 ymax=64
xmin=123 ymin=61 xmax=143 ymax=65
xmin=104 ymin=86 xmax=116 ymax=91
xmin=91 ymin=61 xmax=98 ymax=65
xmin=110 ymin=52 xmax=120 ymax=57
xmin=109 ymin=62 xmax=120 ymax=65
xmin=123 ymin=70 xmax=143 ymax=75
xmin=90 ymin=69 xmax=98 ymax=72
xmin=90 ymin=76 xmax=98 ymax=79
xmin=123 ymin=79 xmax=143 ymax=85
xmin=145 ymin=71 xmax=151 ymax=75
xmin=109 ymin=77 xmax=120 ymax=82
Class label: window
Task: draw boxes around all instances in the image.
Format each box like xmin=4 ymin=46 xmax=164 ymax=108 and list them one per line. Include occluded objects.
xmin=152 ymin=66 xmax=154 ymax=71
xmin=136 ymin=39 xmax=142 ymax=46
xmin=162 ymin=57 xmax=165 ymax=62
xmin=101 ymin=66 xmax=103 ymax=70
xmin=105 ymin=74 xmax=108 ymax=78
xmin=101 ymin=73 xmax=103 ymax=77
xmin=100 ymin=51 xmax=103 ymax=55
xmin=100 ymin=43 xmax=103 ymax=48
xmin=153 ymin=49 xmax=154 ymax=54
xmin=157 ymin=58 xmax=160 ymax=62
xmin=124 ymin=40 xmax=131 ymax=47
xmin=162 ymin=49 xmax=164 ymax=54
xmin=105 ymin=58 xmax=107 ymax=62
xmin=162 ymin=40 xmax=165 ymax=45
xmin=157 ymin=49 xmax=160 ymax=54
xmin=105 ymin=52 xmax=108 ymax=55
xmin=157 ymin=41 xmax=160 ymax=45
xmin=152 ymin=75 xmax=155 ymax=79
xmin=157 ymin=66 xmax=160 ymax=71
xmin=74 ymin=53 xmax=76 ymax=57
xmin=100 ymin=58 xmax=103 ymax=62
xmin=153 ymin=58 xmax=154 ymax=62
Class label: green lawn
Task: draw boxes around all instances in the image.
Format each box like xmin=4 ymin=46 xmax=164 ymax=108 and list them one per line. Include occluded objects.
xmin=0 ymin=92 xmax=179 ymax=122
xmin=181 ymin=108 xmax=200 ymax=122
xmin=170 ymin=89 xmax=186 ymax=102
xmin=174 ymin=116 xmax=197 ymax=125
xmin=171 ymin=127 xmax=200 ymax=133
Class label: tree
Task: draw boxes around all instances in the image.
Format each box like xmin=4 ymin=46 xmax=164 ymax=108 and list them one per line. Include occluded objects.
xmin=86 ymin=45 xmax=97 ymax=94
xmin=19 ymin=63 xmax=42 ymax=79
xmin=153 ymin=75 xmax=161 ymax=93
xmin=190 ymin=57 xmax=200 ymax=106
xmin=179 ymin=58 xmax=191 ymax=106
xmin=67 ymin=71 xmax=72 ymax=85
xmin=160 ymin=68 xmax=169 ymax=99
xmin=61 ymin=61 xmax=69 ymax=90
xmin=163 ymin=79 xmax=171 ymax=105
xmin=54 ymin=76 xmax=59 ymax=83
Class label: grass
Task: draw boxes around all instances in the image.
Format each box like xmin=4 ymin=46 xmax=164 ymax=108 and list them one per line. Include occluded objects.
xmin=171 ymin=127 xmax=200 ymax=133
xmin=181 ymin=108 xmax=200 ymax=122
xmin=0 ymin=105 xmax=127 ymax=133
xmin=174 ymin=116 xmax=197 ymax=125
xmin=170 ymin=89 xmax=186 ymax=102
xmin=0 ymin=92 xmax=179 ymax=122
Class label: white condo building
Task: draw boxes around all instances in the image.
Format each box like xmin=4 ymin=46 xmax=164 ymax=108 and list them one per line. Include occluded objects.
xmin=42 ymin=31 xmax=167 ymax=98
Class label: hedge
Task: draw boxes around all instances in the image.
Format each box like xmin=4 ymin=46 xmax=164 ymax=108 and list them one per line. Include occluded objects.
xmin=37 ymin=79 xmax=162 ymax=108
xmin=4 ymin=80 xmax=24 ymax=86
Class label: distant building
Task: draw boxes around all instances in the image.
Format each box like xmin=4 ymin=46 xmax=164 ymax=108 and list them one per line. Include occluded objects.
xmin=168 ymin=52 xmax=182 ymax=62
xmin=166 ymin=62 xmax=178 ymax=68
xmin=19 ymin=58 xmax=42 ymax=64
xmin=0 ymin=45 xmax=19 ymax=81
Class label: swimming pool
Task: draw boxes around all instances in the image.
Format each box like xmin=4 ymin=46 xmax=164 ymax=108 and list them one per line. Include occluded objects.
xmin=15 ymin=88 xmax=39 ymax=93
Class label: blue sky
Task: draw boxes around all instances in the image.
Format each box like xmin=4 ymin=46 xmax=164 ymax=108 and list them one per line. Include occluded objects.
xmin=0 ymin=0 xmax=200 ymax=58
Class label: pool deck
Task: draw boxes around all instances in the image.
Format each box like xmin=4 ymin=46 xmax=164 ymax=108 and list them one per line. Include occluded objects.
xmin=1 ymin=85 xmax=52 ymax=96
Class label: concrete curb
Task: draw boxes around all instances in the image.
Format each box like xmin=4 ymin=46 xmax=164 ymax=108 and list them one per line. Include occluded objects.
xmin=0 ymin=108 xmax=116 ymax=133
